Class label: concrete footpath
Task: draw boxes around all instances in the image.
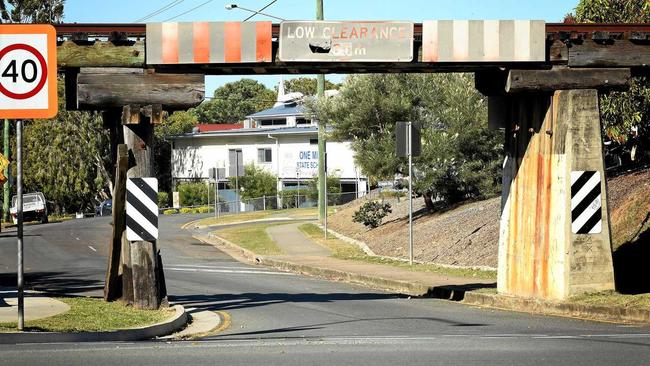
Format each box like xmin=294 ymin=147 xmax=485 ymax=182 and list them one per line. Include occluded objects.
xmin=201 ymin=221 xmax=650 ymax=324
xmin=0 ymin=292 xmax=70 ymax=323
xmin=204 ymin=222 xmax=495 ymax=298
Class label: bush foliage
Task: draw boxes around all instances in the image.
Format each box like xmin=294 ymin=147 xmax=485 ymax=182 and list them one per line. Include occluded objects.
xmin=178 ymin=183 xmax=208 ymax=207
xmin=353 ymin=201 xmax=392 ymax=228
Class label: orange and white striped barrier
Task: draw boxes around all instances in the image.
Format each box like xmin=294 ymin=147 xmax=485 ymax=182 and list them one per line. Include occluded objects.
xmin=422 ymin=20 xmax=546 ymax=62
xmin=146 ymin=21 xmax=272 ymax=64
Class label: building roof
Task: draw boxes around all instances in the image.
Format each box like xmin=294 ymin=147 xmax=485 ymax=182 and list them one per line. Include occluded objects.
xmin=195 ymin=123 xmax=243 ymax=132
xmin=246 ymin=103 xmax=306 ymax=119
xmin=172 ymin=126 xmax=326 ymax=140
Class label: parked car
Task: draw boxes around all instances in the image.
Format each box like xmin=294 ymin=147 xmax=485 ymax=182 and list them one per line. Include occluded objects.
xmin=95 ymin=199 xmax=112 ymax=217
xmin=10 ymin=192 xmax=48 ymax=224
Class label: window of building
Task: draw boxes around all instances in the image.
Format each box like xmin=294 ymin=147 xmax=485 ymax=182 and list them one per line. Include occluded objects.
xmin=296 ymin=118 xmax=311 ymax=125
xmin=259 ymin=119 xmax=287 ymax=126
xmin=309 ymin=139 xmax=318 ymax=145
xmin=258 ymin=148 xmax=272 ymax=163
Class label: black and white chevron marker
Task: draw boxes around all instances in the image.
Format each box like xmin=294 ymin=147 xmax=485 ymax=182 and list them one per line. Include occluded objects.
xmin=126 ymin=178 xmax=158 ymax=241
xmin=570 ymin=171 xmax=602 ymax=234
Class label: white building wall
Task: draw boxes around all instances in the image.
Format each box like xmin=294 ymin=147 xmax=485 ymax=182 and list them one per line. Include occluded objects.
xmin=172 ymin=131 xmax=367 ymax=194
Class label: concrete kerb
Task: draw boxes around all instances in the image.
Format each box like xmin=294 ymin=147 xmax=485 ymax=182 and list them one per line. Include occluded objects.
xmin=197 ymin=217 xmax=316 ymax=230
xmin=461 ymin=291 xmax=650 ymax=324
xmin=200 ymin=232 xmax=650 ymax=324
xmin=201 ymin=233 xmax=439 ymax=297
xmin=0 ymin=304 xmax=189 ymax=344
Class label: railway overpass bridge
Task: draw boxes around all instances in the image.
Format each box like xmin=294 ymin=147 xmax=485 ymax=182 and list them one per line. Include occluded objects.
xmin=52 ymin=20 xmax=650 ymax=301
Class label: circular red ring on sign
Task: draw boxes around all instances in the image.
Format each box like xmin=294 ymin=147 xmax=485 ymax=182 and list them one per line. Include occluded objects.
xmin=0 ymin=43 xmax=48 ymax=100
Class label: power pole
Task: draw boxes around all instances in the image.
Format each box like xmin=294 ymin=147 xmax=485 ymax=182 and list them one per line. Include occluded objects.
xmin=3 ymin=119 xmax=9 ymax=223
xmin=316 ymin=0 xmax=326 ymax=221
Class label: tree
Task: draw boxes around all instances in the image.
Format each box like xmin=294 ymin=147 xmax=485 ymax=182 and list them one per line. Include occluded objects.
xmin=192 ymin=79 xmax=276 ymax=123
xmin=313 ymin=73 xmax=501 ymax=208
xmin=1 ymin=0 xmax=65 ymax=23
xmin=308 ymin=173 xmax=341 ymax=204
xmin=20 ymin=80 xmax=111 ymax=214
xmin=573 ymin=0 xmax=650 ymax=162
xmin=154 ymin=111 xmax=197 ymax=193
xmin=229 ymin=164 xmax=277 ymax=200
xmin=282 ymin=77 xmax=339 ymax=96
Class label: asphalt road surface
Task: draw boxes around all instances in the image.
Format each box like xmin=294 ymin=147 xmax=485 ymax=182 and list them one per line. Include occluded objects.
xmin=0 ymin=216 xmax=648 ymax=366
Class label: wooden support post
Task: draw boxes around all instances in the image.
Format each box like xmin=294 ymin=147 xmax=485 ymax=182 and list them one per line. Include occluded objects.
xmin=123 ymin=115 xmax=166 ymax=309
xmin=104 ymin=144 xmax=128 ymax=301
xmin=496 ymin=89 xmax=615 ymax=300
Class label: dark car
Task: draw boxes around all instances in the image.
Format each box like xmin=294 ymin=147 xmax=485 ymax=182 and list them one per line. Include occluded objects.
xmin=96 ymin=199 xmax=112 ymax=217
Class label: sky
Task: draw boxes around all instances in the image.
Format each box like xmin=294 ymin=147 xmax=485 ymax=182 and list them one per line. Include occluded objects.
xmin=64 ymin=0 xmax=576 ymax=96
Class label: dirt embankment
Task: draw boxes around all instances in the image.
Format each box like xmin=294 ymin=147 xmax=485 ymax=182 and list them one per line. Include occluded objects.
xmin=329 ymin=168 xmax=650 ymax=269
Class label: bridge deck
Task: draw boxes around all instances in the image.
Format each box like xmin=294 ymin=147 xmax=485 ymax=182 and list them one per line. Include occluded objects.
xmin=54 ymin=23 xmax=650 ymax=74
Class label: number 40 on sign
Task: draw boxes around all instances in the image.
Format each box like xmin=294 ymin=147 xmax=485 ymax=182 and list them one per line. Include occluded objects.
xmin=0 ymin=24 xmax=57 ymax=119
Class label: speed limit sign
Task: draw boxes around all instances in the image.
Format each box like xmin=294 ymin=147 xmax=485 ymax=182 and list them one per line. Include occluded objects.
xmin=0 ymin=24 xmax=57 ymax=119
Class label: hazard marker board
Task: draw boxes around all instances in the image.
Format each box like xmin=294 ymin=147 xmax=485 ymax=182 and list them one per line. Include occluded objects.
xmin=126 ymin=178 xmax=159 ymax=242
xmin=0 ymin=24 xmax=57 ymax=119
xmin=570 ymin=171 xmax=602 ymax=234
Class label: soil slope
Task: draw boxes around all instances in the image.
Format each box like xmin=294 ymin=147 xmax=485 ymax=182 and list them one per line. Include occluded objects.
xmin=329 ymin=168 xmax=650 ymax=269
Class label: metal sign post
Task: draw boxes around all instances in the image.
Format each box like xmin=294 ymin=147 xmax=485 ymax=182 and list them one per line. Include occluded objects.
xmin=0 ymin=25 xmax=57 ymax=331
xmin=324 ymin=152 xmax=328 ymax=240
xmin=16 ymin=119 xmax=23 ymax=330
xmin=396 ymin=121 xmax=421 ymax=266
xmin=408 ymin=122 xmax=413 ymax=266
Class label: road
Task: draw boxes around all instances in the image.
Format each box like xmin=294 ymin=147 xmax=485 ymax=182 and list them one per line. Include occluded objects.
xmin=0 ymin=216 xmax=648 ymax=365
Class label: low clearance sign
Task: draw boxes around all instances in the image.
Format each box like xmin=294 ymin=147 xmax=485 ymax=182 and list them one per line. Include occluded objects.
xmin=279 ymin=21 xmax=414 ymax=62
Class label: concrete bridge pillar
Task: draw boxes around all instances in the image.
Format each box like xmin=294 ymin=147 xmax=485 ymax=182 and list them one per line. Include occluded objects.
xmin=496 ymin=89 xmax=615 ymax=300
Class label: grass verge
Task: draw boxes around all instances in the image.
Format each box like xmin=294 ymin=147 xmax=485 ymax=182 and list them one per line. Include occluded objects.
xmin=298 ymin=223 xmax=496 ymax=280
xmin=215 ymin=223 xmax=283 ymax=255
xmin=570 ymin=291 xmax=650 ymax=310
xmin=0 ymin=297 xmax=175 ymax=333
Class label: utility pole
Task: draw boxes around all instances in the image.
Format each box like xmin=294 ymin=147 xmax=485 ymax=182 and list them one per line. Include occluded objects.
xmin=3 ymin=119 xmax=10 ymax=223
xmin=316 ymin=0 xmax=327 ymax=222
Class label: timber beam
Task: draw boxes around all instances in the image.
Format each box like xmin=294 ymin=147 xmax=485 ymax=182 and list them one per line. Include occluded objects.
xmin=58 ymin=40 xmax=144 ymax=68
xmin=506 ymin=67 xmax=631 ymax=93
xmin=69 ymin=69 xmax=204 ymax=111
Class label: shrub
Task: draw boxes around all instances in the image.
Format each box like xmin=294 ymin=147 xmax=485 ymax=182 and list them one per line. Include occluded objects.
xmin=279 ymin=189 xmax=310 ymax=209
xmin=197 ymin=206 xmax=211 ymax=213
xmin=163 ymin=209 xmax=178 ymax=215
xmin=158 ymin=192 xmax=170 ymax=208
xmin=179 ymin=207 xmax=195 ymax=214
xmin=178 ymin=183 xmax=208 ymax=207
xmin=352 ymin=201 xmax=392 ymax=228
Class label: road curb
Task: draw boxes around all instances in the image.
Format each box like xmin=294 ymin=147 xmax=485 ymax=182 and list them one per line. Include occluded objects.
xmin=203 ymin=233 xmax=442 ymax=297
xmin=461 ymin=291 xmax=650 ymax=324
xmin=201 ymin=233 xmax=650 ymax=324
xmin=0 ymin=304 xmax=188 ymax=344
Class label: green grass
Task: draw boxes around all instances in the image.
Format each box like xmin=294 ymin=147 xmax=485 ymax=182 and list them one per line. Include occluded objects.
xmin=216 ymin=223 xmax=283 ymax=255
xmin=298 ymin=223 xmax=496 ymax=280
xmin=570 ymin=291 xmax=650 ymax=310
xmin=0 ymin=297 xmax=174 ymax=333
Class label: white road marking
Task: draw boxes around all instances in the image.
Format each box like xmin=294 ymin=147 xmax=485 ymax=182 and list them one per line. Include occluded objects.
xmin=166 ymin=267 xmax=295 ymax=276
xmin=87 ymin=245 xmax=97 ymax=252
xmin=75 ymin=237 xmax=80 ymax=241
